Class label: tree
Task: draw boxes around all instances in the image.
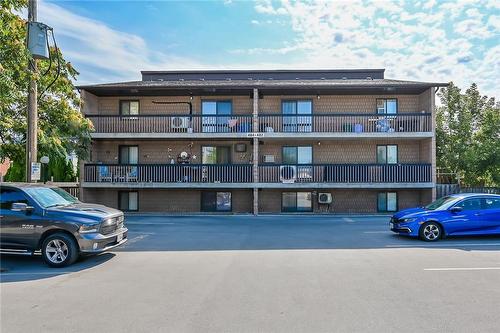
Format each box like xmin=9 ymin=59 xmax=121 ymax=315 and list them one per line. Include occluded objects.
xmin=0 ymin=0 xmax=92 ymax=181
xmin=436 ymin=82 xmax=500 ymax=186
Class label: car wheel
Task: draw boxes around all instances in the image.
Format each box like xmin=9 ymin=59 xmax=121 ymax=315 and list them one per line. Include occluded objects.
xmin=419 ymin=222 xmax=442 ymax=242
xmin=41 ymin=233 xmax=79 ymax=267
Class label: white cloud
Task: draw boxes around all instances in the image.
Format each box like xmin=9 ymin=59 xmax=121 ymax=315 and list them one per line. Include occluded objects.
xmin=37 ymin=0 xmax=207 ymax=83
xmin=231 ymin=0 xmax=499 ymax=98
xmin=30 ymin=0 xmax=498 ymax=99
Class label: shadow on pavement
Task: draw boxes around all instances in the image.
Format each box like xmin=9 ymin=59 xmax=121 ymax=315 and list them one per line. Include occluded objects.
xmin=0 ymin=252 xmax=115 ymax=283
xmin=117 ymin=215 xmax=500 ymax=252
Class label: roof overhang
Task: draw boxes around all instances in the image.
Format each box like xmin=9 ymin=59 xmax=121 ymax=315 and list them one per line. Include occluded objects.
xmin=77 ymin=83 xmax=448 ymax=97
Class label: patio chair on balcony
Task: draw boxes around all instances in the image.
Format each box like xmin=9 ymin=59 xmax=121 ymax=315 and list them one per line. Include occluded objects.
xmin=126 ymin=166 xmax=138 ymax=182
xmin=98 ymin=165 xmax=112 ymax=182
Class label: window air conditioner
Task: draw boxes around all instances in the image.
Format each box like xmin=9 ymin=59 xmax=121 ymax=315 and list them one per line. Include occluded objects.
xmin=279 ymin=165 xmax=297 ymax=183
xmin=171 ymin=116 xmax=190 ymax=129
xmin=318 ymin=193 xmax=332 ymax=204
xmin=263 ymin=155 xmax=275 ymax=163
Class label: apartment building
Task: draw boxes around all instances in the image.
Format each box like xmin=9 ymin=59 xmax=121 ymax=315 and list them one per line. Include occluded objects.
xmin=78 ymin=69 xmax=446 ymax=214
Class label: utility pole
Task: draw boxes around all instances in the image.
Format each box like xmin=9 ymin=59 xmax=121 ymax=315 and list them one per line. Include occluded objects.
xmin=26 ymin=0 xmax=38 ymax=182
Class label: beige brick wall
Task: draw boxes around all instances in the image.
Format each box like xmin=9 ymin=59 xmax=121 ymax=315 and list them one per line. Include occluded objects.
xmin=86 ymin=94 xmax=428 ymax=116
xmin=92 ymin=96 xmax=253 ymax=116
xmin=91 ymin=140 xmax=253 ymax=164
xmin=84 ymin=189 xmax=253 ymax=213
xmin=259 ymin=95 xmax=422 ymax=114
xmin=259 ymin=189 xmax=430 ymax=213
xmin=83 ymin=188 xmax=432 ymax=214
xmin=259 ymin=139 xmax=431 ymax=164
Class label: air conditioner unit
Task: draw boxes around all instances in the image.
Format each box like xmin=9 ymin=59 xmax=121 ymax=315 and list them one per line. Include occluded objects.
xmin=263 ymin=155 xmax=275 ymax=163
xmin=318 ymin=193 xmax=332 ymax=204
xmin=171 ymin=116 xmax=190 ymax=129
xmin=279 ymin=165 xmax=296 ymax=183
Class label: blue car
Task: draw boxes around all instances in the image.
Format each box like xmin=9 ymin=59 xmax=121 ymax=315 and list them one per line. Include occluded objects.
xmin=390 ymin=193 xmax=500 ymax=241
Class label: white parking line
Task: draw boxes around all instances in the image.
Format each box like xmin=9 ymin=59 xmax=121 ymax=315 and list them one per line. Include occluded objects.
xmin=424 ymin=267 xmax=500 ymax=271
xmin=342 ymin=217 xmax=355 ymax=223
xmin=0 ymin=272 xmax=73 ymax=275
xmin=125 ymin=222 xmax=176 ymax=225
xmin=386 ymin=243 xmax=500 ymax=248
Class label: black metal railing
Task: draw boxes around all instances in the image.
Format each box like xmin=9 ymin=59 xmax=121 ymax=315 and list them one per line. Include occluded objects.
xmin=84 ymin=163 xmax=432 ymax=184
xmin=259 ymin=164 xmax=432 ymax=183
xmin=84 ymin=164 xmax=253 ymax=183
xmin=86 ymin=113 xmax=431 ymax=134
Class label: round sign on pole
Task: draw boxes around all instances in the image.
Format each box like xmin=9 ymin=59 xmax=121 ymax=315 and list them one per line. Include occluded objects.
xmin=40 ymin=156 xmax=50 ymax=164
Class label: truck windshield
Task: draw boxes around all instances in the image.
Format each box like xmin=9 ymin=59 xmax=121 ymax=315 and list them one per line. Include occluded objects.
xmin=24 ymin=187 xmax=77 ymax=208
xmin=425 ymin=196 xmax=458 ymax=210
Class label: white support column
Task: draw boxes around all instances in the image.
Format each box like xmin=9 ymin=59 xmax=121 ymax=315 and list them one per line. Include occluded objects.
xmin=252 ymin=88 xmax=259 ymax=215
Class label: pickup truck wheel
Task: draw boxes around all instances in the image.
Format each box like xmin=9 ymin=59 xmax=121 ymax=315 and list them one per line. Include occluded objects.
xmin=41 ymin=233 xmax=79 ymax=267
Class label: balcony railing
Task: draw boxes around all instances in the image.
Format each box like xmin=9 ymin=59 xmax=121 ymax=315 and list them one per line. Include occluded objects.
xmin=86 ymin=115 xmax=254 ymax=134
xmin=257 ymin=113 xmax=431 ymax=133
xmin=83 ymin=164 xmax=253 ymax=183
xmin=86 ymin=113 xmax=431 ymax=134
xmin=259 ymin=164 xmax=432 ymax=183
xmin=84 ymin=163 xmax=432 ymax=184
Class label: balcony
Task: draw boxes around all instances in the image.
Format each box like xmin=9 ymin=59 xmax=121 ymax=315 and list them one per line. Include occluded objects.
xmin=86 ymin=114 xmax=254 ymax=139
xmin=82 ymin=163 xmax=433 ymax=189
xmin=258 ymin=163 xmax=433 ymax=188
xmin=86 ymin=113 xmax=432 ymax=139
xmin=83 ymin=164 xmax=253 ymax=188
xmin=257 ymin=113 xmax=432 ymax=138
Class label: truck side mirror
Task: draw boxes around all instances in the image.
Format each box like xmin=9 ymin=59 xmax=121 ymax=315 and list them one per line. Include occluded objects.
xmin=11 ymin=202 xmax=34 ymax=215
xmin=450 ymin=206 xmax=463 ymax=213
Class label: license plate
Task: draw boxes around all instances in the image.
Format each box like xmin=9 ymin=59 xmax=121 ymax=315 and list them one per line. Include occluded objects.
xmin=390 ymin=222 xmax=394 ymax=229
xmin=116 ymin=233 xmax=123 ymax=242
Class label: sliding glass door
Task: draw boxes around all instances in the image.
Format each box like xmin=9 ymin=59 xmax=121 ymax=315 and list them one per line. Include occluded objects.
xmin=282 ymin=100 xmax=312 ymax=132
xmin=202 ymin=101 xmax=232 ymax=133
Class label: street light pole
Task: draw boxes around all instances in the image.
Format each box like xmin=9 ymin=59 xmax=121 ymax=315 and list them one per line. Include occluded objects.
xmin=26 ymin=0 xmax=38 ymax=182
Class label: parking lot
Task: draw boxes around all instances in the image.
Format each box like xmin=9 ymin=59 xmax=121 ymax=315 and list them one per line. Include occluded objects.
xmin=2 ymin=215 xmax=500 ymax=333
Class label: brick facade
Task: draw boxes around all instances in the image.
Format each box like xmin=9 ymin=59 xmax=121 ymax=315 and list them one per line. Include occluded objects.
xmin=80 ymin=70 xmax=440 ymax=215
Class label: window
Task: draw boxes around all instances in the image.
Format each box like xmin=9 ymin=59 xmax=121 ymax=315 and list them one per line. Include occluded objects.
xmin=282 ymin=192 xmax=312 ymax=212
xmin=376 ymin=99 xmax=398 ymax=114
xmin=119 ymin=192 xmax=138 ymax=211
xmin=377 ymin=145 xmax=398 ymax=164
xmin=201 ymin=100 xmax=232 ymax=133
xmin=283 ymin=146 xmax=313 ymax=180
xmin=201 ymin=191 xmax=232 ymax=212
xmin=282 ymin=100 xmax=312 ymax=132
xmin=202 ymin=146 xmax=231 ymax=164
xmin=120 ymin=100 xmax=139 ymax=115
xmin=0 ymin=189 xmax=29 ymax=210
xmin=455 ymin=198 xmax=482 ymax=211
xmin=282 ymin=146 xmax=312 ymax=164
xmin=119 ymin=145 xmax=138 ymax=164
xmin=378 ymin=192 xmax=397 ymax=212
xmin=484 ymin=198 xmax=500 ymax=209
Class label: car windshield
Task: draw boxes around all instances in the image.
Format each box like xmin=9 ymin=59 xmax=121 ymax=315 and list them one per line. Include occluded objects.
xmin=425 ymin=196 xmax=458 ymax=210
xmin=23 ymin=187 xmax=77 ymax=208
xmin=50 ymin=187 xmax=79 ymax=204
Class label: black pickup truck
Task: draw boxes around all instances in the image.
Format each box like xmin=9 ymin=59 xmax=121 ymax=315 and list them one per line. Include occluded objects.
xmin=0 ymin=183 xmax=127 ymax=267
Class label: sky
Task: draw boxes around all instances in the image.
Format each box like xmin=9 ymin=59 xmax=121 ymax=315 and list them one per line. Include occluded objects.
xmin=34 ymin=0 xmax=500 ymax=98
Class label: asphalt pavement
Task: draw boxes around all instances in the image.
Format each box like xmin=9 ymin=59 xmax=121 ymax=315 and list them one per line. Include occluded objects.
xmin=1 ymin=215 xmax=500 ymax=333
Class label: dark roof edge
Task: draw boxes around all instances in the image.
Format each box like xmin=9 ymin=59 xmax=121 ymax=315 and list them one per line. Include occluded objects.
xmin=140 ymin=69 xmax=386 ymax=75
xmin=76 ymin=81 xmax=449 ymax=91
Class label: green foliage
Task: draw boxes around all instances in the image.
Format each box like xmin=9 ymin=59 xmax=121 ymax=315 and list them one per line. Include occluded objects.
xmin=0 ymin=0 xmax=91 ymax=181
xmin=437 ymin=82 xmax=500 ymax=186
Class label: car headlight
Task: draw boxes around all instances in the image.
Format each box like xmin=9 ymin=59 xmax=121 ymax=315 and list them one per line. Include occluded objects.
xmin=79 ymin=223 xmax=100 ymax=233
xmin=400 ymin=217 xmax=417 ymax=223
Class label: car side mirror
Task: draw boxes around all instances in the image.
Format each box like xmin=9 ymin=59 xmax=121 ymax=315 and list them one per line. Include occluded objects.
xmin=450 ymin=206 xmax=463 ymax=213
xmin=11 ymin=202 xmax=34 ymax=215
